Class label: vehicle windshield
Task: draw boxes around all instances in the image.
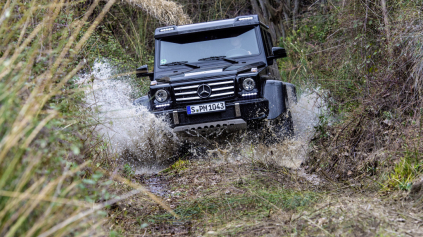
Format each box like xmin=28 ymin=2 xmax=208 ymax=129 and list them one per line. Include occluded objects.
xmin=159 ymin=27 xmax=260 ymax=66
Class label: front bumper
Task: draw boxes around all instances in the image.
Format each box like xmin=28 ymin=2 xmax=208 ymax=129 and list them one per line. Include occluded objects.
xmin=152 ymin=98 xmax=269 ymax=131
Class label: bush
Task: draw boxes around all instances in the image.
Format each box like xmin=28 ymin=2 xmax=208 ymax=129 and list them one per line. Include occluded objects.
xmin=280 ymin=0 xmax=423 ymax=182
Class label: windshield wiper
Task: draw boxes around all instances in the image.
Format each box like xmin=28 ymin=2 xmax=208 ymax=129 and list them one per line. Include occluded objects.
xmin=198 ymin=56 xmax=238 ymax=64
xmin=161 ymin=61 xmax=200 ymax=68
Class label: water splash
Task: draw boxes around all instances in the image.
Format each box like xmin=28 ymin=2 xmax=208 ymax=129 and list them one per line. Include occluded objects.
xmin=80 ymin=61 xmax=326 ymax=173
xmin=202 ymin=90 xmax=326 ymax=169
xmin=79 ymin=61 xmax=180 ymax=172
xmin=257 ymin=90 xmax=326 ymax=168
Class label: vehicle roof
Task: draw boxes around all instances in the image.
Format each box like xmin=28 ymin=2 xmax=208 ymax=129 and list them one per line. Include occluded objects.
xmin=154 ymin=15 xmax=267 ymax=39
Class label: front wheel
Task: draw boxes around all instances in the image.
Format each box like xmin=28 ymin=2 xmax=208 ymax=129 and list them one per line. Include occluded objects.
xmin=265 ymin=111 xmax=294 ymax=143
xmin=245 ymin=111 xmax=294 ymax=144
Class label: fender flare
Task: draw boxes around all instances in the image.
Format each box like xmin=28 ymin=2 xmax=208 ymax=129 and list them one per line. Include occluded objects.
xmin=264 ymin=80 xmax=287 ymax=120
xmin=264 ymin=80 xmax=297 ymax=120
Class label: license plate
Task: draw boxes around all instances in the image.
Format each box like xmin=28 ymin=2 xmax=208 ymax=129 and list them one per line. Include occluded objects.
xmin=187 ymin=102 xmax=225 ymax=115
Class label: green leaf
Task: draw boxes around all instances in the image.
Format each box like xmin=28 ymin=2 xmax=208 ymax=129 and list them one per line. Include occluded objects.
xmin=83 ymin=179 xmax=96 ymax=185
xmin=92 ymin=172 xmax=103 ymax=180
xmin=71 ymin=144 xmax=80 ymax=155
xmin=97 ymin=210 xmax=108 ymax=216
xmin=101 ymin=180 xmax=113 ymax=186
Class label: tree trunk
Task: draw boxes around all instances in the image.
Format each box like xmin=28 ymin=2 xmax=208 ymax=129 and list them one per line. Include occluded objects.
xmin=280 ymin=19 xmax=286 ymax=39
xmin=321 ymin=0 xmax=327 ymax=14
xmin=380 ymin=0 xmax=392 ymax=56
xmin=250 ymin=0 xmax=287 ymax=43
xmin=293 ymin=0 xmax=299 ymax=31
xmin=249 ymin=0 xmax=306 ymax=79
xmin=380 ymin=0 xmax=390 ymax=42
xmin=250 ymin=0 xmax=304 ymax=43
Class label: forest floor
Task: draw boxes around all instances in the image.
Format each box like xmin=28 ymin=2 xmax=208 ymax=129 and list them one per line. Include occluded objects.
xmin=108 ymin=159 xmax=423 ymax=236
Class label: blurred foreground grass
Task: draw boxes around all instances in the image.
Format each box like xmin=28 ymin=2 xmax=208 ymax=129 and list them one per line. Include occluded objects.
xmin=0 ymin=0 xmax=115 ymax=235
xmin=0 ymin=1 xmax=176 ymax=236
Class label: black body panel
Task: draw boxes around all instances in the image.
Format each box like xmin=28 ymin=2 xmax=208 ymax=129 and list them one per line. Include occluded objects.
xmin=154 ymin=15 xmax=261 ymax=38
xmin=152 ymin=99 xmax=269 ymax=128
xmin=133 ymin=15 xmax=294 ymax=133
xmin=264 ymin=80 xmax=287 ymax=120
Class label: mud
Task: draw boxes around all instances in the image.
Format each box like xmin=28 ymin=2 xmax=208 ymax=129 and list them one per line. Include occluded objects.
xmin=139 ymin=174 xmax=169 ymax=196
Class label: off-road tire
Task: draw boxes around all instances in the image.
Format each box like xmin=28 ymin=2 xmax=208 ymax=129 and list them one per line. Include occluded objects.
xmin=265 ymin=111 xmax=294 ymax=144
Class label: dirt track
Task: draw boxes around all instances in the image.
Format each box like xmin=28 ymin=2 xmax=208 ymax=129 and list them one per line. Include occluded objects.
xmin=107 ymin=160 xmax=423 ymax=236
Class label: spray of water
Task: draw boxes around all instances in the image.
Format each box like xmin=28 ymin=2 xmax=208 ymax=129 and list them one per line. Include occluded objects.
xmin=80 ymin=61 xmax=326 ymax=173
xmin=79 ymin=61 xmax=180 ymax=173
xmin=203 ymin=90 xmax=326 ymax=169
xmin=266 ymin=90 xmax=325 ymax=168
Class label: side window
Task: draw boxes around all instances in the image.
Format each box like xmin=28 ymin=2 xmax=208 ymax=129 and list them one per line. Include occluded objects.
xmin=260 ymin=28 xmax=271 ymax=56
xmin=266 ymin=31 xmax=273 ymax=54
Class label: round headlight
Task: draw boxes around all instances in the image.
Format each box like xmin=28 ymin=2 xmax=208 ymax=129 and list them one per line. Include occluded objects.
xmin=155 ymin=89 xmax=168 ymax=102
xmin=242 ymin=78 xmax=255 ymax=91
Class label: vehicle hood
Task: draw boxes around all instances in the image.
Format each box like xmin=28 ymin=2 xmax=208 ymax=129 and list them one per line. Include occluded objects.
xmin=156 ymin=61 xmax=266 ymax=84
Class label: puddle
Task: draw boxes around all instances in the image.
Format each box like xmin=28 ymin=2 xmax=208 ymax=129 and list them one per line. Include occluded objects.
xmin=139 ymin=174 xmax=168 ymax=196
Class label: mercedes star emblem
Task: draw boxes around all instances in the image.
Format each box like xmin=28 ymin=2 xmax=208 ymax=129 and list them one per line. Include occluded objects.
xmin=197 ymin=84 xmax=212 ymax=98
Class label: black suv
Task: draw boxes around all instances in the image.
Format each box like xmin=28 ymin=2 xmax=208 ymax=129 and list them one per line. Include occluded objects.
xmin=135 ymin=15 xmax=296 ymax=137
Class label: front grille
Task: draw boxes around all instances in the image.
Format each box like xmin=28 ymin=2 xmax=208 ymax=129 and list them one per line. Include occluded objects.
xmin=173 ymin=78 xmax=235 ymax=103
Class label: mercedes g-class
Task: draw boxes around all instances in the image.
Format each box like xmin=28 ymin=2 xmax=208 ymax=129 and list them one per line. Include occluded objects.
xmin=134 ymin=15 xmax=296 ymax=138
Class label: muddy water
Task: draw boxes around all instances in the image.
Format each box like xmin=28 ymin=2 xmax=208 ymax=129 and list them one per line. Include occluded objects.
xmin=79 ymin=61 xmax=180 ymax=173
xmin=80 ymin=61 xmax=326 ymax=173
xmin=198 ymin=90 xmax=325 ymax=169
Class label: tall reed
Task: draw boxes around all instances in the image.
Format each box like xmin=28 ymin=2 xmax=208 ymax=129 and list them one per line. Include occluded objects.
xmin=0 ymin=0 xmax=176 ymax=236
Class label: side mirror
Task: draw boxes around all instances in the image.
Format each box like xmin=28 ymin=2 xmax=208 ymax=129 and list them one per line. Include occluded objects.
xmin=136 ymin=65 xmax=154 ymax=80
xmin=136 ymin=65 xmax=149 ymax=78
xmin=268 ymin=47 xmax=287 ymax=60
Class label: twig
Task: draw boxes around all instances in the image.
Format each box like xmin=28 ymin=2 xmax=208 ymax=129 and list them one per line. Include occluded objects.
xmin=301 ymin=216 xmax=334 ymax=236
xmin=305 ymin=44 xmax=343 ymax=55
xmin=39 ymin=189 xmax=141 ymax=237
xmin=291 ymin=201 xmax=334 ymax=223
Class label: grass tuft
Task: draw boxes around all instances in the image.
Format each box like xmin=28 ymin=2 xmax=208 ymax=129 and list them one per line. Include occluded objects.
xmin=124 ymin=0 xmax=191 ymax=25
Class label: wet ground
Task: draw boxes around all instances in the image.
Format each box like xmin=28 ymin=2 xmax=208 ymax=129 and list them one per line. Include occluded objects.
xmin=106 ymin=159 xmax=423 ymax=236
xmin=139 ymin=174 xmax=169 ymax=197
xmin=77 ymin=62 xmax=423 ymax=236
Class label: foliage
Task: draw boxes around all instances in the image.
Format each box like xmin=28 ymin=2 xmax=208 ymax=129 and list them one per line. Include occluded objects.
xmin=91 ymin=0 xmax=252 ymax=68
xmin=161 ymin=159 xmax=189 ymax=173
xmin=281 ymin=0 xmax=423 ymax=183
xmin=81 ymin=3 xmax=158 ymax=97
xmin=123 ymin=0 xmax=191 ymax=26
xmin=123 ymin=163 xmax=135 ymax=179
xmin=177 ymin=0 xmax=251 ymax=23
xmin=384 ymin=145 xmax=423 ymax=191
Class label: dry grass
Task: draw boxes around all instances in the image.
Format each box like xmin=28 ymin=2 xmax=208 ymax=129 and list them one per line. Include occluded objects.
xmin=284 ymin=192 xmax=423 ymax=236
xmin=0 ymin=0 xmax=177 ymax=236
xmin=107 ymin=158 xmax=423 ymax=236
xmin=0 ymin=0 xmax=116 ymax=235
xmin=400 ymin=9 xmax=423 ymax=97
xmin=124 ymin=0 xmax=191 ymax=25
xmin=106 ymin=160 xmax=318 ymax=235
